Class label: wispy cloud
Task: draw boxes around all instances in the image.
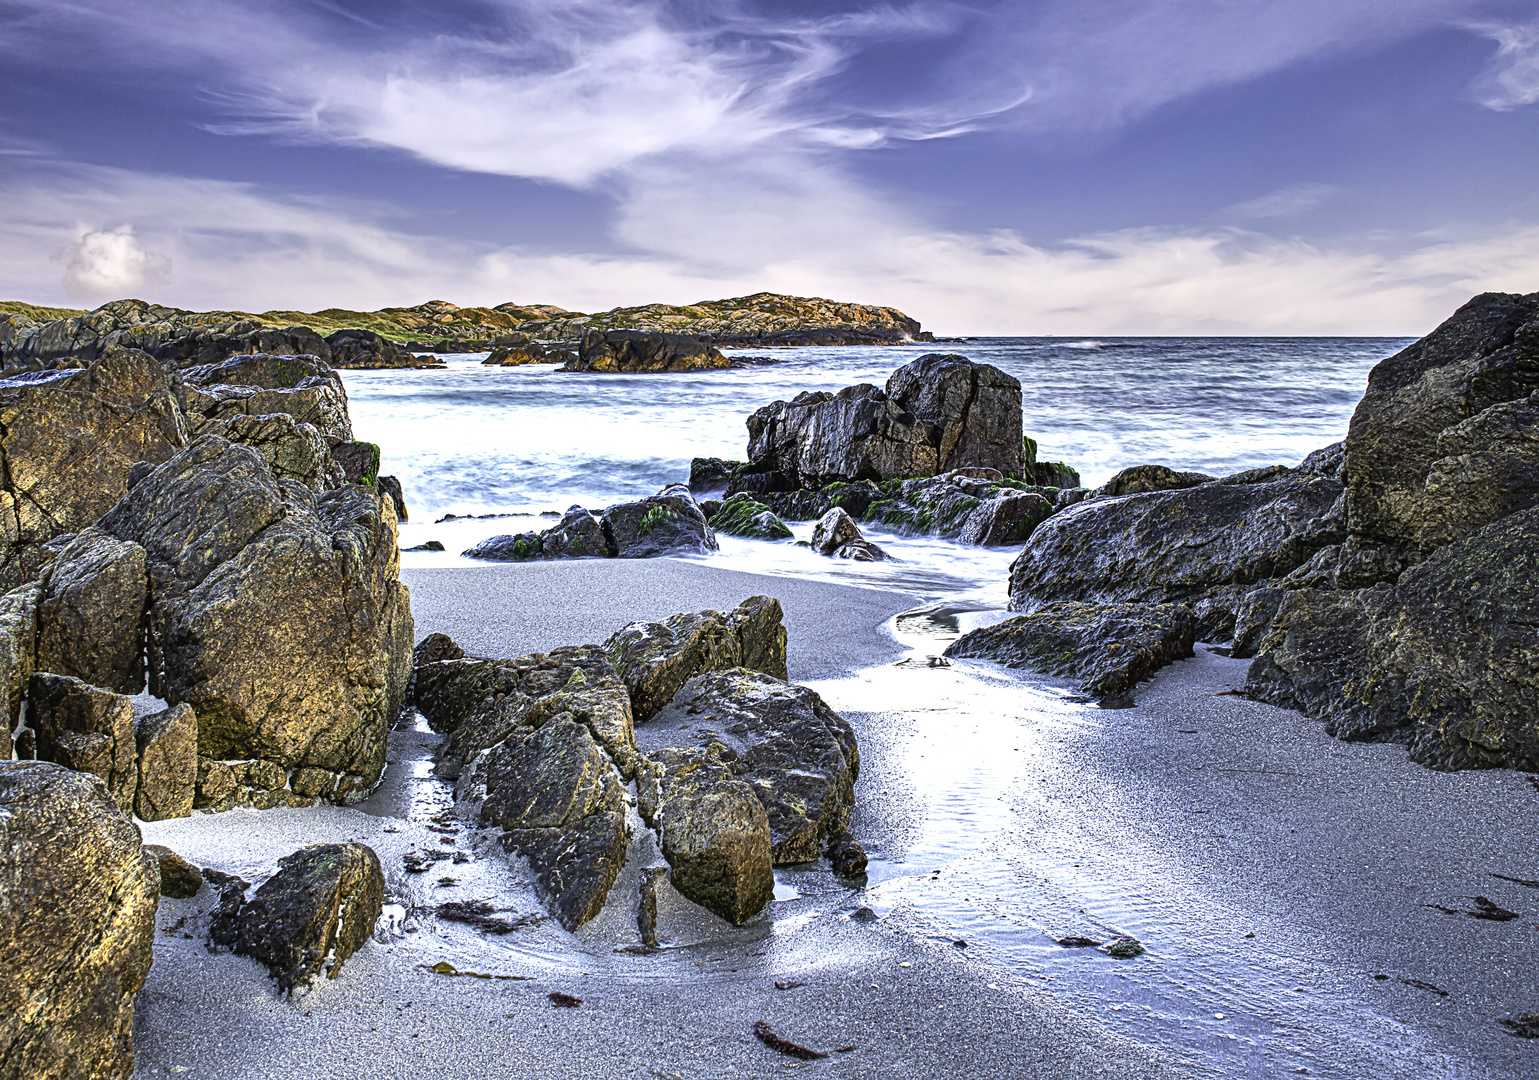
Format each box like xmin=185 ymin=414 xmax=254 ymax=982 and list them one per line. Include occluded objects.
xmin=1225 ymin=184 xmax=1340 ymax=221
xmin=1467 ymin=19 xmax=1539 ymax=109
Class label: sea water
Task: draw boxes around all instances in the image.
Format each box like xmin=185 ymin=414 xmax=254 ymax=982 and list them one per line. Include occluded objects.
xmin=345 ymin=336 xmax=1405 ymax=595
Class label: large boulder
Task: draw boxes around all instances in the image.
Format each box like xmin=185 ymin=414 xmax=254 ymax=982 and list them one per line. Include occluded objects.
xmin=644 ymin=669 xmax=859 ymax=865
xmin=324 ymin=329 xmax=411 ymax=368
xmin=604 ymin=596 xmax=789 ymax=722
xmin=0 ymin=346 xmax=187 ymax=589
xmin=1247 ymin=506 xmax=1539 ymax=771
xmin=809 ymin=506 xmax=888 ymax=560
xmin=1341 ymin=291 xmax=1539 ymax=555
xmin=0 ymin=761 xmax=158 ymax=1080
xmin=97 ymin=436 xmax=413 ymax=802
xmin=134 ymin=704 xmax=197 ymax=822
xmin=210 ymin=843 xmax=384 ymax=993
xmin=636 ymin=745 xmax=774 ymax=925
xmin=603 ymin=485 xmax=717 ymax=558
xmin=744 ymin=354 xmax=1024 ymax=487
xmin=1008 ymin=470 xmax=1345 ymax=617
xmin=946 ymin=602 xmax=1198 ymax=706
xmin=565 ymin=330 xmax=730 ymax=373
xmin=35 ymin=529 xmax=148 ymax=694
xmin=27 ymin=674 xmax=138 ymax=815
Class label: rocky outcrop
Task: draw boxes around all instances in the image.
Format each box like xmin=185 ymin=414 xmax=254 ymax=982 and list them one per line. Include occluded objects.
xmin=946 ymin=602 xmax=1198 ymax=706
xmin=1247 ymin=506 xmax=1539 ymax=770
xmin=464 ymin=487 xmax=717 ymax=562
xmin=646 ymin=669 xmax=859 ymax=865
xmin=182 ymin=354 xmax=353 ymax=445
xmin=324 ymin=329 xmax=412 ymax=368
xmin=1008 ymin=470 xmax=1345 ymax=621
xmin=210 ymin=843 xmax=384 ymax=993
xmin=744 ymin=354 xmax=1024 ymax=488
xmin=604 ymin=596 xmax=789 ymax=722
xmin=483 ymin=343 xmax=559 ymax=366
xmin=563 ymin=330 xmax=730 ymax=374
xmin=810 ymin=507 xmax=888 ymax=561
xmin=98 ymin=435 xmax=413 ymax=803
xmin=134 ymin=704 xmax=196 ymax=822
xmin=0 ymin=761 xmax=158 ymax=1080
xmin=707 ymin=493 xmax=792 ymax=540
xmin=27 ymin=674 xmax=138 ymax=814
xmin=1341 ymin=291 xmax=1539 ymax=556
xmin=0 ymin=346 xmax=187 ymax=589
xmin=636 ymin=745 xmax=774 ymax=925
xmin=35 ymin=529 xmax=148 ymax=694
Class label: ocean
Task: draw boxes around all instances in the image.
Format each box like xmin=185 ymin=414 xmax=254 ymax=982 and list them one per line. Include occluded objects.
xmin=347 ymin=337 xmax=1405 ymax=601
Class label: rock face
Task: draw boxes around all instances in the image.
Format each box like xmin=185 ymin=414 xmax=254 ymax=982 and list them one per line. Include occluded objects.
xmin=946 ymin=602 xmax=1198 ymax=706
xmin=1247 ymin=506 xmax=1539 ymax=771
xmin=98 ymin=436 xmax=414 ymax=803
xmin=1341 ymin=291 xmax=1539 ymax=555
xmin=0 ymin=761 xmax=159 ymax=1080
xmin=35 ymin=529 xmax=148 ymax=694
xmin=465 ymin=488 xmax=717 ymax=562
xmin=134 ymin=704 xmax=197 ymax=822
xmin=744 ymin=354 xmax=1024 ymax=487
xmin=0 ymin=346 xmax=187 ymax=589
xmin=809 ymin=507 xmax=888 ymax=561
xmin=28 ymin=674 xmax=138 ymax=814
xmin=605 ymin=596 xmax=789 ymax=722
xmin=1009 ymin=470 xmax=1345 ymax=615
xmin=182 ymin=353 xmax=353 ymax=446
xmin=564 ymin=330 xmax=731 ymax=374
xmin=647 ymin=670 xmax=859 ymax=865
xmin=210 ymin=843 xmax=384 ymax=993
xmin=636 ymin=745 xmax=774 ymax=925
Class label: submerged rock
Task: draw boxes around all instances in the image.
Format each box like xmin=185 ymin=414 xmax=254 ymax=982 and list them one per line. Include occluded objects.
xmin=708 ymin=492 xmax=793 ymax=540
xmin=0 ymin=761 xmax=158 ymax=1080
xmin=605 ymin=595 xmax=789 ymax=722
xmin=744 ymin=354 xmax=1025 ymax=487
xmin=946 ymin=601 xmax=1198 ymax=705
xmin=810 ymin=506 xmax=888 ymax=561
xmin=211 ymin=842 xmax=384 ymax=993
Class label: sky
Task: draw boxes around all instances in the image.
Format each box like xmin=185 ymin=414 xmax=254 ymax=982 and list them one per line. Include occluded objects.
xmin=1 ymin=0 xmax=1538 ymax=334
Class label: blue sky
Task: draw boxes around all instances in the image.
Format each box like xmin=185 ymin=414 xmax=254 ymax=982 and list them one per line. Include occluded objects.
xmin=1 ymin=0 xmax=1537 ymax=333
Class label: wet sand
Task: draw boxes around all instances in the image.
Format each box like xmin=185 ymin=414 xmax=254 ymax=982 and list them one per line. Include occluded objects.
xmin=132 ymin=560 xmax=1538 ymax=1079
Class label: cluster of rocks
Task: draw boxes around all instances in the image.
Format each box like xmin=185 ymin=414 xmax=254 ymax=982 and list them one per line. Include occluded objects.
xmin=463 ymin=485 xmax=717 ymax=562
xmin=561 ymin=329 xmax=732 ymax=374
xmin=952 ymin=291 xmax=1539 ymax=769
xmin=416 ymin=596 xmax=864 ymax=931
xmin=481 ymin=341 xmax=576 ymax=366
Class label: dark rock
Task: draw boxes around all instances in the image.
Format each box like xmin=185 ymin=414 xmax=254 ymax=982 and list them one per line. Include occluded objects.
xmin=603 ymin=485 xmax=717 ymax=558
xmin=955 ymin=487 xmax=1054 ymax=546
xmin=1008 ymin=471 xmax=1344 ymax=611
xmin=325 ymin=329 xmax=411 ymax=368
xmin=1247 ymin=506 xmax=1539 ymax=770
xmin=483 ymin=343 xmax=550 ymax=365
xmin=636 ymin=744 xmax=774 ymax=925
xmin=210 ymin=843 xmax=384 ymax=993
xmin=826 ymin=830 xmax=868 ymax=876
xmin=745 ymin=354 xmax=1024 ymax=487
xmin=0 ymin=761 xmax=158 ymax=1080
xmin=404 ymin=539 xmax=444 ymax=552
xmin=708 ymin=492 xmax=793 ymax=540
xmin=647 ymin=669 xmax=859 ymax=865
xmin=28 ymin=673 xmax=137 ymax=814
xmin=1342 ymin=291 xmax=1539 ymax=551
xmin=36 ymin=528 xmax=148 ymax=694
xmin=331 ymin=441 xmax=381 ymax=486
xmin=543 ymin=505 xmax=609 ymax=558
xmin=377 ymin=475 xmax=408 ymax=521
xmin=1419 ymin=390 xmax=1539 ymax=551
xmin=1298 ymin=441 xmax=1346 ymax=480
xmin=414 ymin=632 xmax=465 ymax=668
xmin=1229 ymin=587 xmax=1285 ymax=659
xmin=144 ymin=844 xmax=203 ymax=898
xmin=689 ymin=457 xmax=741 ymax=493
xmin=182 ymin=352 xmax=329 ymax=390
xmin=946 ymin=601 xmax=1197 ymax=703
xmin=198 ymin=412 xmax=344 ymax=492
xmin=0 ymin=346 xmax=187 ymax=590
xmin=134 ymin=704 xmax=197 ymax=822
xmin=810 ymin=507 xmax=887 ymax=560
xmin=565 ymin=330 xmax=731 ymax=374
xmin=462 ymin=531 xmax=544 ymax=561
xmin=1093 ymin=464 xmax=1214 ymax=498
xmin=182 ymin=354 xmax=353 ymax=446
xmin=605 ymin=596 xmax=789 ymax=722
xmin=98 ymin=436 xmax=414 ymax=800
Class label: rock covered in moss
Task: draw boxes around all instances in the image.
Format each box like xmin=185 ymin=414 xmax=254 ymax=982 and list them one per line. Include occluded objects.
xmin=636 ymin=744 xmax=774 ymax=925
xmin=605 ymin=596 xmax=789 ymax=722
xmin=604 ymin=485 xmax=717 ymax=558
xmin=708 ymin=492 xmax=793 ymax=540
xmin=0 ymin=761 xmax=159 ymax=1080
xmin=210 ymin=842 xmax=384 ymax=993
xmin=946 ymin=601 xmax=1197 ymax=705
xmin=330 ymin=441 xmax=380 ymax=486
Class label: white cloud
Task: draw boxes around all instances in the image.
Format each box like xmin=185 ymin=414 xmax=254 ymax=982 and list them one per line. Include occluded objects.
xmin=58 ymin=227 xmax=172 ymax=299
xmin=1224 ymin=184 xmax=1340 ymax=221
xmin=3 ymin=159 xmax=1536 ymax=336
xmin=1467 ymin=20 xmax=1539 ymax=109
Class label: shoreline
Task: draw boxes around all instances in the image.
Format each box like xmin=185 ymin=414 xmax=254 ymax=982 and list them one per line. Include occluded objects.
xmin=130 ymin=560 xmax=1537 ymax=1078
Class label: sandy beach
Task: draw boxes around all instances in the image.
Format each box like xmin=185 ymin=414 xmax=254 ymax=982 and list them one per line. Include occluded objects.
xmin=130 ymin=559 xmax=1538 ymax=1079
